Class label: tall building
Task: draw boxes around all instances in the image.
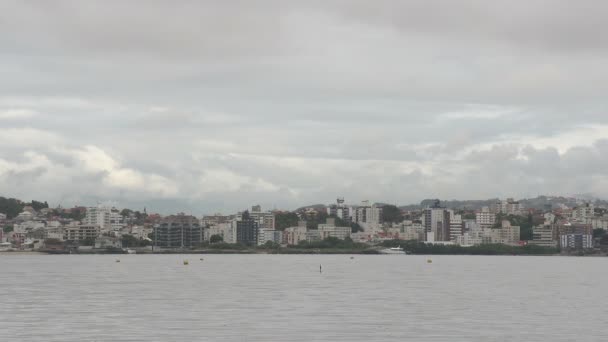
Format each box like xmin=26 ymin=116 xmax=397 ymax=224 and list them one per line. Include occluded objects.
xmin=424 ymin=201 xmax=451 ymax=242
xmin=448 ymin=210 xmax=463 ymax=241
xmin=476 ymin=206 xmax=496 ymax=228
xmin=84 ymin=206 xmax=123 ymax=231
xmin=283 ymin=221 xmax=308 ymax=245
xmin=355 ymin=201 xmax=383 ymax=229
xmin=154 ymin=215 xmax=202 ymax=248
xmin=572 ymin=203 xmax=595 ymax=223
xmin=492 ymin=199 xmax=523 ymax=215
xmin=327 ymin=197 xmax=352 ymax=221
xmin=236 ymin=212 xmax=259 ymax=245
xmin=258 ymin=229 xmax=282 ymax=246
xmin=238 ymin=206 xmax=274 ymax=230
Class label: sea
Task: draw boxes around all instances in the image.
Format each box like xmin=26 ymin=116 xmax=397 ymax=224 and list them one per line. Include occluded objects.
xmin=0 ymin=254 xmax=604 ymax=341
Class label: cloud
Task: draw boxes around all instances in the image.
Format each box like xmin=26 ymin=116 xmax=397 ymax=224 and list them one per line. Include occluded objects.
xmin=0 ymin=1 xmax=607 ymax=213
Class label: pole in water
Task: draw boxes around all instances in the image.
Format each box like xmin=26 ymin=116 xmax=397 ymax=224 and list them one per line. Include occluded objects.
xmin=319 ymin=264 xmax=322 ymax=273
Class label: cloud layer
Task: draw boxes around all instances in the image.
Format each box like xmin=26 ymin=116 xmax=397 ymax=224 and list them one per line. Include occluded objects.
xmin=1 ymin=1 xmax=608 ymax=213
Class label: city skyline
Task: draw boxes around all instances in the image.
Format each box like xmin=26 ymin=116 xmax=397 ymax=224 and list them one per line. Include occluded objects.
xmin=2 ymin=1 xmax=608 ymax=213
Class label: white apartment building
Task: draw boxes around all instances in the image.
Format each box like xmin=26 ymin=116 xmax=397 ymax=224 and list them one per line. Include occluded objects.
xmin=488 ymin=221 xmax=521 ymax=245
xmin=572 ymin=203 xmax=595 ymax=223
xmin=355 ymin=201 xmax=383 ymax=228
xmin=448 ymin=210 xmax=463 ymax=241
xmin=204 ymin=221 xmax=236 ymax=243
xmin=560 ymin=234 xmax=593 ymax=250
xmin=238 ymin=205 xmax=275 ymax=230
xmin=476 ymin=207 xmax=496 ymax=228
xmin=84 ymin=206 xmax=123 ymax=231
xmin=284 ymin=222 xmax=308 ymax=245
xmin=64 ymin=224 xmax=101 ymax=241
xmin=258 ymin=229 xmax=283 ymax=246
xmin=492 ymin=199 xmax=523 ymax=215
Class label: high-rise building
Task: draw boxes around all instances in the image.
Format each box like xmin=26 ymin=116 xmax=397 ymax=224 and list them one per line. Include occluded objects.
xmin=448 ymin=210 xmax=463 ymax=241
xmin=529 ymin=225 xmax=557 ymax=248
xmin=238 ymin=206 xmax=274 ymax=230
xmin=83 ymin=206 xmax=123 ymax=231
xmin=236 ymin=212 xmax=259 ymax=245
xmin=492 ymin=199 xmax=523 ymax=215
xmin=154 ymin=215 xmax=202 ymax=248
xmin=424 ymin=201 xmax=451 ymax=242
xmin=476 ymin=206 xmax=496 ymax=228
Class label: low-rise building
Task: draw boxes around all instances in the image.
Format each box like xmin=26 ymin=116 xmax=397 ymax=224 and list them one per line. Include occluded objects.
xmin=529 ymin=225 xmax=557 ymax=248
xmin=284 ymin=221 xmax=308 ymax=245
xmin=560 ymin=234 xmax=593 ymax=250
xmin=64 ymin=224 xmax=101 ymax=241
xmin=318 ymin=218 xmax=351 ymax=240
xmin=258 ymin=229 xmax=283 ymax=245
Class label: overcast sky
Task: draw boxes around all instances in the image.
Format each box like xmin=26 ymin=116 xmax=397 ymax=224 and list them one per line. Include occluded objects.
xmin=1 ymin=1 xmax=608 ymax=214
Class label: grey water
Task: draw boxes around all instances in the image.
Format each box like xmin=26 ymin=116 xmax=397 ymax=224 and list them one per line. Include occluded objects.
xmin=0 ymin=254 xmax=604 ymax=341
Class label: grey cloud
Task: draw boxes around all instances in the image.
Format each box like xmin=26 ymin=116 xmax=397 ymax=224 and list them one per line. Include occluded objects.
xmin=1 ymin=1 xmax=608 ymax=213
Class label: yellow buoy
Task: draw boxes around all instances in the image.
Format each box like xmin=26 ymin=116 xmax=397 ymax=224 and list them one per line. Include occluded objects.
xmin=427 ymin=259 xmax=432 ymax=264
xmin=183 ymin=260 xmax=189 ymax=265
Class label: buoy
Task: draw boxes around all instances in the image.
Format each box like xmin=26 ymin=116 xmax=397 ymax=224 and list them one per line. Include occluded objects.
xmin=200 ymin=258 xmax=204 ymax=261
xmin=183 ymin=260 xmax=189 ymax=265
xmin=116 ymin=259 xmax=120 ymax=263
xmin=320 ymin=264 xmax=322 ymax=273
xmin=427 ymin=259 xmax=432 ymax=264
xmin=350 ymin=256 xmax=354 ymax=260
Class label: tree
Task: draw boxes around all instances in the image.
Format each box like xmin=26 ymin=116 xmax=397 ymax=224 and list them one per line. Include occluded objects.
xmin=3 ymin=225 xmax=13 ymax=233
xmin=29 ymin=200 xmax=48 ymax=211
xmin=275 ymin=212 xmax=299 ymax=230
xmin=262 ymin=240 xmax=280 ymax=249
xmin=0 ymin=197 xmax=24 ymax=219
xmin=381 ymin=205 xmax=403 ymax=223
xmin=593 ymin=228 xmax=606 ymax=239
xmin=210 ymin=234 xmax=223 ymax=243
xmin=121 ymin=234 xmax=139 ymax=248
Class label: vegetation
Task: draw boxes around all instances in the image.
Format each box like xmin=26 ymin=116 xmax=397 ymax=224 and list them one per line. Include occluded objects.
xmin=28 ymin=200 xmax=48 ymax=211
xmin=494 ymin=213 xmax=537 ymax=240
xmin=593 ymin=228 xmax=606 ymax=239
xmin=0 ymin=197 xmax=24 ymax=219
xmin=293 ymin=237 xmax=368 ymax=250
xmin=121 ymin=234 xmax=150 ymax=247
xmin=3 ymin=225 xmax=13 ymax=233
xmin=381 ymin=205 xmax=403 ymax=223
xmin=274 ymin=212 xmax=299 ymax=230
xmin=209 ymin=234 xmax=224 ymax=243
xmin=381 ymin=239 xmax=558 ymax=255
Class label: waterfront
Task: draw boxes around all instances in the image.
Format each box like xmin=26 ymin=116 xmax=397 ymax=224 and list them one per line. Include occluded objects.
xmin=0 ymin=255 xmax=605 ymax=341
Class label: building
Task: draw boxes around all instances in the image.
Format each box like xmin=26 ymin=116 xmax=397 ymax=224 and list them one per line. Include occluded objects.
xmin=154 ymin=215 xmax=202 ymax=248
xmin=318 ymin=218 xmax=351 ymax=240
xmin=236 ymin=212 xmax=259 ymax=245
xmin=448 ymin=210 xmax=463 ymax=241
xmin=238 ymin=206 xmax=274 ymax=230
xmin=355 ymin=201 xmax=383 ymax=228
xmin=560 ymin=234 xmax=593 ymax=250
xmin=327 ymin=197 xmax=353 ymax=221
xmin=283 ymin=221 xmax=308 ymax=245
xmin=84 ymin=206 xmax=123 ymax=231
xmin=423 ymin=201 xmax=451 ymax=242
xmin=94 ymin=236 xmax=121 ymax=249
xmin=529 ymin=225 xmax=557 ymax=248
xmin=201 ymin=214 xmax=230 ymax=227
xmin=572 ymin=203 xmax=595 ymax=223
xmin=64 ymin=224 xmax=101 ymax=241
xmin=489 ymin=220 xmax=520 ymax=245
xmin=492 ymin=198 xmax=523 ymax=215
xmin=258 ymin=229 xmax=283 ymax=246
xmin=476 ymin=206 xmax=496 ymax=228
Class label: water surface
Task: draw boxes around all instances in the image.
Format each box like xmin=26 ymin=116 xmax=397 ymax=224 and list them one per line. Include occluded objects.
xmin=0 ymin=254 xmax=604 ymax=341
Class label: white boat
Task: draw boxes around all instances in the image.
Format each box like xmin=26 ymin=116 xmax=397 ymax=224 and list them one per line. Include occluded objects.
xmin=380 ymin=246 xmax=406 ymax=255
xmin=126 ymin=249 xmax=136 ymax=254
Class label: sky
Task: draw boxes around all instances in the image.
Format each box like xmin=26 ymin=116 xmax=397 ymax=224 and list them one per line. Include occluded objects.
xmin=1 ymin=0 xmax=608 ymax=214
